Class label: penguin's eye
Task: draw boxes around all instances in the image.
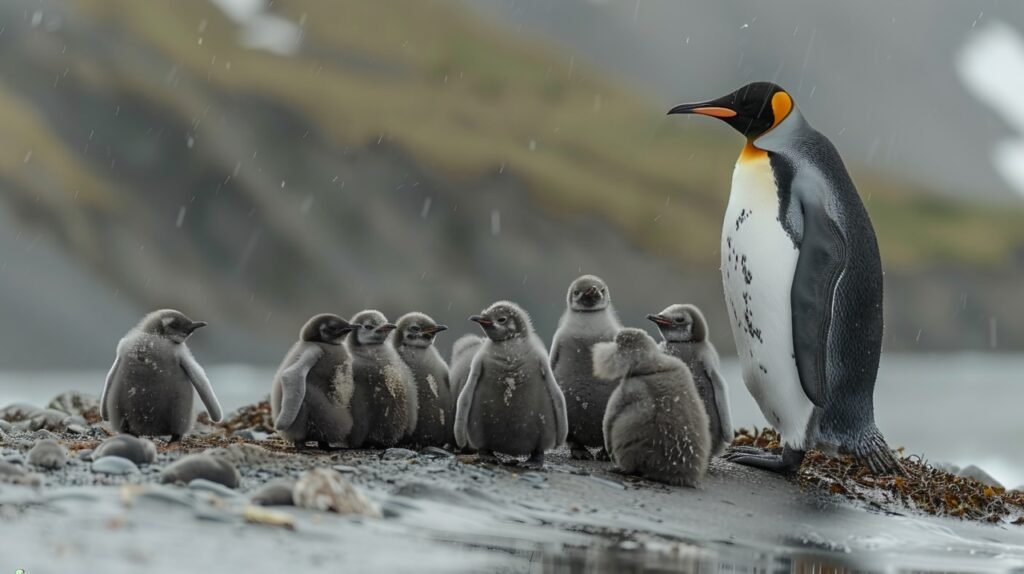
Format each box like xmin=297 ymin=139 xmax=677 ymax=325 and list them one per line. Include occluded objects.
xmin=573 ymin=290 xmax=580 ymax=297
xmin=675 ymin=318 xmax=684 ymax=324
xmin=496 ymin=317 xmax=508 ymax=324
xmin=362 ymin=324 xmax=372 ymax=330
xmin=411 ymin=325 xmax=421 ymax=333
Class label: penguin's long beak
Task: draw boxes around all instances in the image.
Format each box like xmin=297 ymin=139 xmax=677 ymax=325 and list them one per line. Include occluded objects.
xmin=646 ymin=314 xmax=672 ymax=327
xmin=423 ymin=325 xmax=448 ymax=334
xmin=185 ymin=321 xmax=208 ymax=334
xmin=469 ymin=315 xmax=493 ymax=327
xmin=378 ymin=324 xmax=397 ymax=333
xmin=667 ymin=100 xmax=736 ymax=118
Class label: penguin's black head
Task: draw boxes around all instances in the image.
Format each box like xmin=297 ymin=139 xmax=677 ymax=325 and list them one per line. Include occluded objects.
xmin=647 ymin=303 xmax=708 ymax=343
xmin=567 ymin=274 xmax=611 ymax=312
xmin=348 ymin=310 xmax=396 ymax=346
xmin=140 ymin=309 xmax=207 ymax=344
xmin=301 ymin=313 xmax=356 ymax=345
xmin=470 ymin=301 xmax=531 ymax=343
xmin=393 ymin=312 xmax=448 ymax=349
xmin=668 ymin=82 xmax=793 ymax=139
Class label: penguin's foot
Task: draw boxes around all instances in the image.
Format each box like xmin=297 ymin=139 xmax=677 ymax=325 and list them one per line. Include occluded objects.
xmin=293 ymin=440 xmax=315 ymax=451
xmin=523 ymin=451 xmax=545 ymax=470
xmin=317 ymin=441 xmax=345 ymax=451
xmin=476 ymin=450 xmax=500 ymax=465
xmin=595 ymin=448 xmax=611 ymax=462
xmin=724 ymin=445 xmax=805 ymax=475
xmin=725 ymin=445 xmax=765 ymax=455
xmin=168 ymin=434 xmax=182 ymax=444
xmin=569 ymin=445 xmax=594 ymax=461
xmin=850 ymin=431 xmax=906 ymax=476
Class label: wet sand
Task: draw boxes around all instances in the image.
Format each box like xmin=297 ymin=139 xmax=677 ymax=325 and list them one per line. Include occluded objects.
xmin=2 ymin=423 xmax=1024 ymax=573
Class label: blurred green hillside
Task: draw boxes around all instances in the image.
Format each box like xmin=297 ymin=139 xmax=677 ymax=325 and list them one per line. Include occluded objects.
xmin=0 ymin=0 xmax=1021 ymax=366
xmin=10 ymin=0 xmax=1023 ymax=267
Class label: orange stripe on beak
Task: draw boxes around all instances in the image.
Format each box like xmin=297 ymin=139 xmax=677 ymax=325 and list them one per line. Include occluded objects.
xmin=689 ymin=107 xmax=737 ymax=118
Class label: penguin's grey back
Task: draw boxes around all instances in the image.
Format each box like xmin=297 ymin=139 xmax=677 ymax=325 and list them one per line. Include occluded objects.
xmin=597 ymin=339 xmax=710 ymax=487
xmin=449 ymin=335 xmax=484 ymax=402
xmin=761 ymin=118 xmax=885 ymax=451
xmin=271 ymin=340 xmax=355 ymax=445
xmin=107 ymin=331 xmax=197 ymax=436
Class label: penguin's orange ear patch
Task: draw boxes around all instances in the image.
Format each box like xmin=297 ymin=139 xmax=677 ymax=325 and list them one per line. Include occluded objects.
xmin=690 ymin=107 xmax=737 ymax=118
xmin=770 ymin=92 xmax=793 ymax=128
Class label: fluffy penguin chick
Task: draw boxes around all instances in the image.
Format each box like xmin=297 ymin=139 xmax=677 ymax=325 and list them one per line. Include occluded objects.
xmin=346 ymin=310 xmax=418 ymax=448
xmin=649 ymin=304 xmax=733 ymax=456
xmin=595 ymin=328 xmax=710 ymax=487
xmin=391 ymin=312 xmax=453 ymax=448
xmin=449 ymin=334 xmax=485 ymax=404
xmin=101 ymin=309 xmax=222 ymax=440
xmin=454 ymin=301 xmax=568 ymax=469
xmin=271 ymin=314 xmax=358 ymax=450
xmin=550 ymin=275 xmax=622 ymax=460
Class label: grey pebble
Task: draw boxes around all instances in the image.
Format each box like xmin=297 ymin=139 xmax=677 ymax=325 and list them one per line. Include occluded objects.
xmin=136 ymin=486 xmax=197 ymax=509
xmin=4 ymin=453 xmax=26 ymax=466
xmin=189 ymin=478 xmax=242 ymax=498
xmin=66 ymin=425 xmax=89 ymax=435
xmin=161 ymin=455 xmax=240 ymax=489
xmin=0 ymin=461 xmax=41 ymax=486
xmin=28 ymin=439 xmax=67 ymax=470
xmin=589 ymin=475 xmax=627 ymax=490
xmin=419 ymin=447 xmax=454 ymax=458
xmin=382 ymin=448 xmax=418 ymax=461
xmin=251 ymin=478 xmax=297 ymax=506
xmin=332 ymin=465 xmax=359 ymax=474
xmin=93 ymin=435 xmax=158 ymax=465
xmin=0 ymin=403 xmax=41 ymax=422
xmin=0 ymin=420 xmax=12 ymax=432
xmin=92 ymin=456 xmax=141 ymax=476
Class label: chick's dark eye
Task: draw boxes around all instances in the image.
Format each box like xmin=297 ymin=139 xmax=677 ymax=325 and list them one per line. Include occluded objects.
xmin=675 ymin=318 xmax=684 ymax=324
xmin=573 ymin=290 xmax=580 ymax=297
xmin=411 ymin=326 xmax=421 ymax=332
xmin=362 ymin=324 xmax=372 ymax=330
xmin=497 ymin=317 xmax=508 ymax=324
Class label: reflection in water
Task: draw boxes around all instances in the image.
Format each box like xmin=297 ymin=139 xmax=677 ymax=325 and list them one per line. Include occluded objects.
xmin=536 ymin=541 xmax=871 ymax=573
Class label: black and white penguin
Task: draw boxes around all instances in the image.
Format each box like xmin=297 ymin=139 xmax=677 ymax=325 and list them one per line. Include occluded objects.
xmin=668 ymin=82 xmax=902 ymax=475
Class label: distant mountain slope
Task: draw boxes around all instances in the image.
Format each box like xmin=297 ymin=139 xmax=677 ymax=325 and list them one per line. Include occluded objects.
xmin=0 ymin=0 xmax=1021 ymax=368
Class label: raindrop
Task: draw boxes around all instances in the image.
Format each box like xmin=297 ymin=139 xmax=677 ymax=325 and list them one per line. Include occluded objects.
xmin=280 ymin=180 xmax=286 ymax=189
xmin=299 ymin=195 xmax=314 ymax=215
xmin=528 ymin=139 xmax=537 ymax=151
xmin=31 ymin=11 xmax=42 ymax=27
xmin=176 ymin=206 xmax=187 ymax=228
xmin=420 ymin=197 xmax=433 ymax=219
xmin=187 ymin=135 xmax=195 ymax=149
xmin=23 ymin=151 xmax=32 ymax=164
xmin=490 ymin=210 xmax=501 ymax=236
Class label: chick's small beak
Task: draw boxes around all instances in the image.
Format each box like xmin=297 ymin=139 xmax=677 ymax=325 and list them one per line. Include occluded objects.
xmin=378 ymin=324 xmax=397 ymax=333
xmin=470 ymin=315 xmax=493 ymax=326
xmin=646 ymin=314 xmax=672 ymax=326
xmin=186 ymin=321 xmax=208 ymax=333
xmin=424 ymin=325 xmax=448 ymax=334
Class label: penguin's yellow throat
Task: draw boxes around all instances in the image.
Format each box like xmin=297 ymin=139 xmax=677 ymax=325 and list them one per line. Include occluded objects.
xmin=738 ymin=91 xmax=793 ymax=163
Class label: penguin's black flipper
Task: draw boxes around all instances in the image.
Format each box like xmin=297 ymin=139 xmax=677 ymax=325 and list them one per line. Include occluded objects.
xmin=790 ymin=197 xmax=847 ymax=409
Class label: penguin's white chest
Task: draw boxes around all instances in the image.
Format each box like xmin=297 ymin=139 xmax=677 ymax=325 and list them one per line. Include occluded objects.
xmin=721 ymin=153 xmax=815 ymax=449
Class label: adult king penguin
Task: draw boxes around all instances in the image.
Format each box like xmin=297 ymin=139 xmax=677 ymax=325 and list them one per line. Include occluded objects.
xmin=668 ymin=82 xmax=902 ymax=475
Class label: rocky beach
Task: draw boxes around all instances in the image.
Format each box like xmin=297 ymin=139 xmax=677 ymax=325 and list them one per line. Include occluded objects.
xmin=2 ymin=394 xmax=1023 ymax=573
